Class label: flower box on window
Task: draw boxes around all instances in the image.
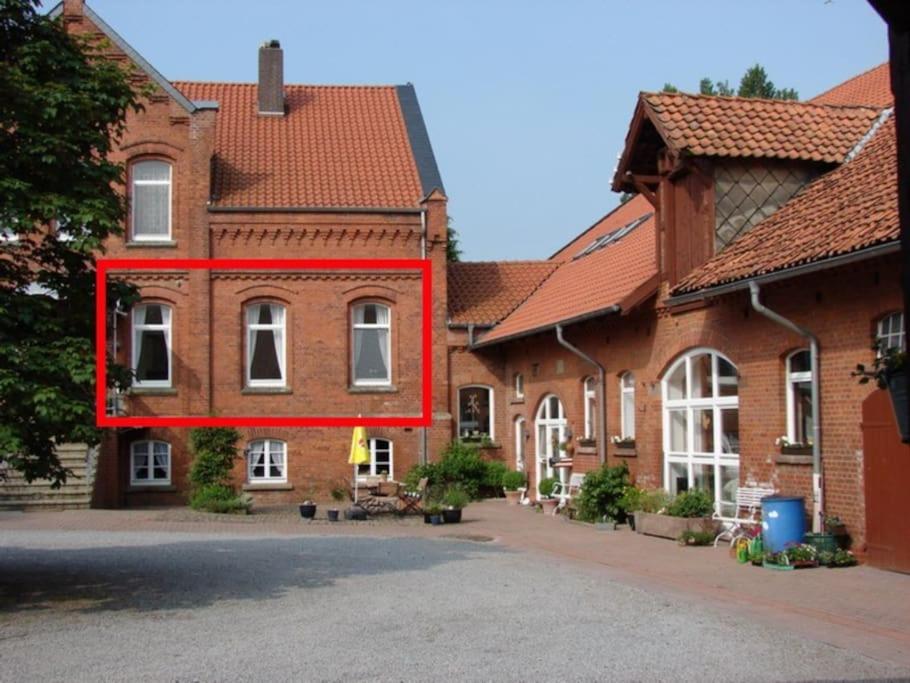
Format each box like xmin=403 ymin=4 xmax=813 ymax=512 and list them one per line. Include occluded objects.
xmin=781 ymin=444 xmax=812 ymax=456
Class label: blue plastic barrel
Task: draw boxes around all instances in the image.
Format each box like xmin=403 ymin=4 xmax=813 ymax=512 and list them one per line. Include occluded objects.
xmin=761 ymin=496 xmax=806 ymax=553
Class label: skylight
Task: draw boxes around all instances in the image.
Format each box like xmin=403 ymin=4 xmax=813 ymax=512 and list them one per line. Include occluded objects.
xmin=573 ymin=212 xmax=652 ymax=260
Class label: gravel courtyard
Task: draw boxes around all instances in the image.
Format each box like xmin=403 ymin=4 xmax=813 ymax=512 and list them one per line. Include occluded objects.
xmin=0 ymin=529 xmax=907 ymax=682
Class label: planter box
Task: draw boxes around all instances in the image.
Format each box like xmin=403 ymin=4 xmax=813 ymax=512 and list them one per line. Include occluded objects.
xmin=781 ymin=445 xmax=812 ymax=456
xmin=634 ymin=511 xmax=718 ymax=540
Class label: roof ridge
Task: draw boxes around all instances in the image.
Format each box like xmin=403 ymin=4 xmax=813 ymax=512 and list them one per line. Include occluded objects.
xmin=810 ymin=61 xmax=889 ymax=103
xmin=173 ymin=80 xmax=402 ymax=89
xmin=451 ymin=260 xmax=557 ymax=266
xmin=641 ymin=90 xmax=881 ymax=112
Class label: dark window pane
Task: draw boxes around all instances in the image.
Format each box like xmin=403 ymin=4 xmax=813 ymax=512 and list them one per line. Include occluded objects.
xmin=250 ymin=330 xmax=281 ymax=380
xmin=362 ymin=304 xmax=377 ymax=324
xmin=257 ymin=305 xmax=273 ymax=325
xmin=354 ymin=329 xmax=388 ymax=380
xmin=459 ymin=389 xmax=490 ymax=436
xmin=137 ymin=330 xmax=169 ymax=381
xmin=144 ymin=305 xmax=163 ymax=325
xmin=790 ymin=351 xmax=811 ymax=374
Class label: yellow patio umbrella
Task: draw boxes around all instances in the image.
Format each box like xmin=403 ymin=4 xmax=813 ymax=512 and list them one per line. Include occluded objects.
xmin=349 ymin=424 xmax=370 ymax=503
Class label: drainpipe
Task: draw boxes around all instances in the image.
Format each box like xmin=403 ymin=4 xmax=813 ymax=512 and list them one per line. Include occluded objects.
xmin=555 ymin=325 xmax=606 ymax=464
xmin=749 ymin=281 xmax=823 ymax=533
xmin=419 ymin=208 xmax=427 ymax=463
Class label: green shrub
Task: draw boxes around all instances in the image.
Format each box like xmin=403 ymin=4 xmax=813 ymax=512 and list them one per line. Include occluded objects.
xmin=442 ymin=485 xmax=470 ymax=510
xmin=574 ymin=463 xmax=630 ymax=523
xmin=538 ymin=477 xmax=557 ymax=498
xmin=190 ymin=484 xmax=251 ymax=514
xmin=666 ymin=489 xmax=714 ymax=518
xmin=502 ymin=470 xmax=527 ymax=491
xmin=403 ymin=441 xmax=507 ymax=499
xmin=677 ymin=530 xmax=714 ymax=546
xmin=639 ymin=489 xmax=672 ymax=513
xmin=188 ymin=427 xmax=242 ymax=489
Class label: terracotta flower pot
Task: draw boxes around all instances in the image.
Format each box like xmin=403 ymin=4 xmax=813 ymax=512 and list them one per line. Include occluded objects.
xmin=504 ymin=490 xmax=522 ymax=505
xmin=540 ymin=498 xmax=559 ymax=514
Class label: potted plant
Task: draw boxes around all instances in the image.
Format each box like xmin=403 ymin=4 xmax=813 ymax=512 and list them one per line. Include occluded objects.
xmin=634 ymin=489 xmax=718 ymax=539
xmin=442 ymin=486 xmax=469 ymax=523
xmin=426 ymin=503 xmax=444 ymax=525
xmin=298 ymin=485 xmax=318 ymax=519
xmin=762 ymin=550 xmax=794 ymax=571
xmin=855 ymin=341 xmax=909 ymax=442
xmin=826 ymin=548 xmax=858 ymax=568
xmin=327 ymin=485 xmax=346 ymax=522
xmin=538 ymin=477 xmax=559 ymax=513
xmin=775 ymin=436 xmax=812 ymax=456
xmin=824 ymin=515 xmax=851 ymax=548
xmin=502 ymin=470 xmax=526 ymax=505
xmin=618 ymin=485 xmax=646 ymax=530
xmin=785 ymin=543 xmax=819 ymax=568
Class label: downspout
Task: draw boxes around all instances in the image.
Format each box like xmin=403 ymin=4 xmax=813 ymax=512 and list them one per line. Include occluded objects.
xmin=749 ymin=281 xmax=823 ymax=533
xmin=556 ymin=325 xmax=606 ymax=464
xmin=420 ymin=208 xmax=428 ymax=464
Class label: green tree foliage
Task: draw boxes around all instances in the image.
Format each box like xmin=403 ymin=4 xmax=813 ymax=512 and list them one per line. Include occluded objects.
xmin=188 ymin=427 xmax=242 ymax=489
xmin=0 ymin=0 xmax=142 ymax=484
xmin=665 ymin=64 xmax=797 ymax=101
xmin=737 ymin=64 xmax=798 ymax=100
xmin=574 ymin=462 xmax=630 ymax=523
xmin=446 ymin=216 xmax=462 ymax=262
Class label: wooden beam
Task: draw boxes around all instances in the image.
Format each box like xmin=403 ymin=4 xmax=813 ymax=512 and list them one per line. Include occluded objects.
xmin=630 ymin=177 xmax=658 ymax=207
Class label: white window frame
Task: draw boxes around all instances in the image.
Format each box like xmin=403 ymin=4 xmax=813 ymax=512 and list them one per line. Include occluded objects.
xmin=583 ymin=376 xmax=597 ymax=439
xmin=785 ymin=349 xmax=812 ymax=445
xmin=514 ymin=372 xmax=524 ymax=399
xmin=877 ymin=312 xmax=905 ymax=352
xmin=247 ymin=439 xmax=287 ymax=483
xmin=620 ymin=372 xmax=635 ymax=440
xmin=130 ymin=440 xmax=171 ymax=486
xmin=131 ymin=303 xmax=172 ymax=388
xmin=351 ymin=302 xmax=392 ymax=386
xmin=458 ymin=385 xmax=495 ymax=441
xmin=357 ymin=438 xmax=394 ymax=480
xmin=514 ymin=416 xmax=526 ymax=472
xmin=661 ymin=348 xmax=739 ymax=516
xmin=245 ymin=302 xmax=287 ymax=388
xmin=130 ymin=160 xmax=172 ymax=242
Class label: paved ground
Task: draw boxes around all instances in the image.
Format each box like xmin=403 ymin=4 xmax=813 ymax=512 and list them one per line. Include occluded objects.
xmin=0 ymin=504 xmax=909 ymax=682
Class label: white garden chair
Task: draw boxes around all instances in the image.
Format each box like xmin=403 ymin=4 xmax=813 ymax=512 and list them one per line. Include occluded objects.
xmin=552 ymin=473 xmax=586 ymax=511
xmin=713 ymin=486 xmax=776 ymax=547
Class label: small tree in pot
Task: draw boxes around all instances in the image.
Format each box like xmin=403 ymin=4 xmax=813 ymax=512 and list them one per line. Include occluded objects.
xmin=502 ymin=471 xmax=526 ymax=505
xmin=854 ymin=341 xmax=908 ymax=442
xmin=538 ymin=477 xmax=559 ymax=514
xmin=442 ymin=485 xmax=469 ymax=523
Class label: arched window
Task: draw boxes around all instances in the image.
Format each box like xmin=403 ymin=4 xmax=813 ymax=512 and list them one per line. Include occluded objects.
xmin=245 ymin=302 xmax=286 ymax=387
xmin=357 ymin=438 xmax=393 ymax=479
xmin=130 ymin=440 xmax=171 ymax=485
xmin=535 ymin=394 xmax=566 ymax=498
xmin=662 ymin=349 xmax=739 ymax=516
xmin=352 ymin=302 xmax=391 ymax=385
xmin=514 ymin=372 xmax=525 ymax=399
xmin=583 ymin=377 xmax=597 ymax=439
xmin=458 ymin=385 xmax=494 ymax=440
xmin=620 ymin=372 xmax=635 ymax=440
xmin=247 ymin=439 xmax=286 ymax=483
xmin=514 ymin=416 xmax=526 ymax=472
xmin=786 ymin=350 xmax=813 ymax=446
xmin=877 ymin=312 xmax=905 ymax=352
xmin=132 ymin=302 xmax=172 ymax=388
xmin=131 ymin=160 xmax=172 ymax=241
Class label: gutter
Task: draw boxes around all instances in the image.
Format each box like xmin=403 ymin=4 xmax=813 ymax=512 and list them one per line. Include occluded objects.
xmin=472 ymin=305 xmax=621 ymax=349
xmin=207 ymin=205 xmax=424 ymax=215
xmin=556 ymin=325 xmax=607 ymax=465
xmin=666 ymin=241 xmax=901 ymax=307
xmin=749 ymin=282 xmax=824 ymax=534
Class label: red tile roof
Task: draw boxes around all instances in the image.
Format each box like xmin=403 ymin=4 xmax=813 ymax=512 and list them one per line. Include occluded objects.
xmin=549 ymin=194 xmax=654 ymax=262
xmin=811 ymin=63 xmax=892 ymax=108
xmin=174 ymin=82 xmax=426 ymax=208
xmin=637 ymin=92 xmax=881 ymax=163
xmin=476 ymin=208 xmax=657 ymax=346
xmin=673 ymin=115 xmax=897 ymax=295
xmin=447 ymin=261 xmax=559 ymax=325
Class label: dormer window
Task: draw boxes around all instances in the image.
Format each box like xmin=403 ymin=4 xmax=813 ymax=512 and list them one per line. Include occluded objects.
xmin=131 ymin=160 xmax=172 ymax=241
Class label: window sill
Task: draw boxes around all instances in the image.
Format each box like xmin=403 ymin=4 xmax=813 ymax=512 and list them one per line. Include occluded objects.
xmin=126 ymin=240 xmax=177 ymax=248
xmin=613 ymin=447 xmax=637 ymax=458
xmin=242 ymin=387 xmax=292 ymax=395
xmin=775 ymin=453 xmax=813 ymax=466
xmin=348 ymin=384 xmax=397 ymax=394
xmin=510 ymin=397 xmax=525 ymax=405
xmin=242 ymin=482 xmax=293 ymax=491
xmin=129 ymin=387 xmax=177 ymax=396
xmin=127 ymin=484 xmax=176 ymax=493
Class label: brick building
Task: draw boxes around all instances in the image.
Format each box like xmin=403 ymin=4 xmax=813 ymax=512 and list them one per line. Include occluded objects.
xmin=54 ymin=0 xmax=451 ymax=507
xmin=41 ymin=1 xmax=904 ymax=554
xmin=448 ymin=63 xmax=903 ymax=550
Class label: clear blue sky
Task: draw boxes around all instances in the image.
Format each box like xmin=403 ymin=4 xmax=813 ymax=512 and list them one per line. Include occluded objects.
xmin=77 ymin=0 xmax=887 ymax=261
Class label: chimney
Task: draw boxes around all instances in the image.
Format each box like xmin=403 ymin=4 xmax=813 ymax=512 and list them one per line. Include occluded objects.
xmin=258 ymin=40 xmax=285 ymax=116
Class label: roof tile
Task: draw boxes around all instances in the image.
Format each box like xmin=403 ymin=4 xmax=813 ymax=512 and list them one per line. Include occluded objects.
xmin=447 ymin=261 xmax=559 ymax=326
xmin=811 ymin=63 xmax=892 ymax=108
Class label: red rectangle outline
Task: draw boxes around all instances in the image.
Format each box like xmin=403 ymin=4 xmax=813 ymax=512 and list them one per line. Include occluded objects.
xmin=96 ymin=258 xmax=432 ymax=428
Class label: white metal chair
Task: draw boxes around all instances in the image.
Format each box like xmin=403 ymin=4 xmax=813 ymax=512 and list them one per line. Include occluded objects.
xmin=713 ymin=486 xmax=776 ymax=547
xmin=552 ymin=473 xmax=586 ymax=511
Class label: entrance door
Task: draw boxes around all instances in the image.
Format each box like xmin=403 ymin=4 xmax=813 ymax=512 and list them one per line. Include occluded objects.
xmin=535 ymin=395 xmax=566 ymax=499
xmin=862 ymin=389 xmax=910 ymax=573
